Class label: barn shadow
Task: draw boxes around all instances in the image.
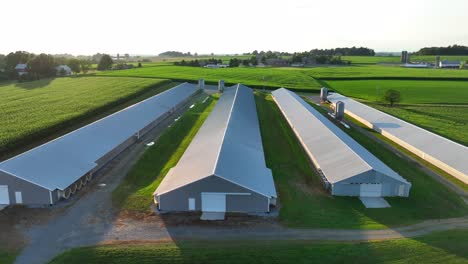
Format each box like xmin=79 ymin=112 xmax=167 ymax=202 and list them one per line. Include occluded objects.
xmin=13 ymin=77 xmax=54 ymax=89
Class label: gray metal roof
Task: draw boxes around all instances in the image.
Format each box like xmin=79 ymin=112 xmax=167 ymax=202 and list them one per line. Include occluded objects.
xmin=0 ymin=83 xmax=200 ymax=191
xmin=155 ymin=84 xmax=277 ymax=198
xmin=272 ymin=88 xmax=409 ymax=184
xmin=328 ymin=92 xmax=468 ymax=184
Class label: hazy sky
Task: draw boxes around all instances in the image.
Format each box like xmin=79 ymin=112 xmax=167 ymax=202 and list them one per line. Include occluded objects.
xmin=1 ymin=0 xmax=467 ymax=55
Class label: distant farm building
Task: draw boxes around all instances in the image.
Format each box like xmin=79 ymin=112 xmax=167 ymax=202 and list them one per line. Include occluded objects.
xmin=402 ymin=63 xmax=430 ymax=68
xmin=0 ymin=83 xmax=200 ymax=206
xmin=439 ymin=60 xmax=461 ymax=68
xmin=271 ymin=88 xmax=411 ymax=197
xmin=154 ymin=84 xmax=277 ymax=216
xmin=204 ymin=64 xmax=229 ymax=68
xmin=328 ymin=93 xmax=468 ymax=184
xmin=55 ymin=65 xmax=72 ymax=76
xmin=15 ymin=64 xmax=28 ymax=76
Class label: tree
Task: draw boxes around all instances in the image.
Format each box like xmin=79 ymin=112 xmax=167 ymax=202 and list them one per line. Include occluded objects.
xmin=29 ymin=53 xmax=55 ymax=77
xmin=138 ymin=62 xmax=142 ymax=68
xmin=5 ymin=51 xmax=33 ymax=76
xmin=80 ymin=60 xmax=91 ymax=74
xmin=67 ymin=58 xmax=81 ymax=74
xmin=97 ymin=54 xmax=113 ymax=71
xmin=0 ymin=54 xmax=6 ymax=70
xmin=383 ymin=89 xmax=401 ymax=107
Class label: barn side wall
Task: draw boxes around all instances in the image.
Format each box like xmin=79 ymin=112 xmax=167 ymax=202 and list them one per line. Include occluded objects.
xmin=0 ymin=171 xmax=52 ymax=205
xmin=157 ymin=175 xmax=270 ymax=213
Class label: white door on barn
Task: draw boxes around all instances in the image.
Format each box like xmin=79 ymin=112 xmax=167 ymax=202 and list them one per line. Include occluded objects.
xmin=360 ymin=184 xmax=382 ymax=197
xmin=201 ymin=193 xmax=226 ymax=212
xmin=0 ymin=185 xmax=10 ymax=205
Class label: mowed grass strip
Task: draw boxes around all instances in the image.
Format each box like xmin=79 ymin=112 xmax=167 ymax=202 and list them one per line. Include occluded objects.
xmin=49 ymin=229 xmax=468 ymax=264
xmin=255 ymin=93 xmax=468 ymax=229
xmin=324 ymin=79 xmax=468 ymax=104
xmin=0 ymin=77 xmax=169 ymax=157
xmin=112 ymin=96 xmax=217 ymax=212
xmin=95 ymin=65 xmax=322 ymax=90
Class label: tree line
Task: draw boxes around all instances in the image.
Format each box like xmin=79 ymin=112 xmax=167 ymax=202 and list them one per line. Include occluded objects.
xmin=414 ymin=45 xmax=468 ymax=56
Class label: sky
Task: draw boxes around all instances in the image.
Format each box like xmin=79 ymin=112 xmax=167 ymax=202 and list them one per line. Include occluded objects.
xmin=1 ymin=0 xmax=467 ymax=56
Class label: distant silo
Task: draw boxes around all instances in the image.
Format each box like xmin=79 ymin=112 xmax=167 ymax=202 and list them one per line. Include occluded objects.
xmin=218 ymin=80 xmax=225 ymax=93
xmin=335 ymin=101 xmax=345 ymax=120
xmin=198 ymin=79 xmax=205 ymax=89
xmin=435 ymin=56 xmax=441 ymax=68
xmin=320 ymin=87 xmax=328 ymax=102
xmin=401 ymin=51 xmax=408 ymax=63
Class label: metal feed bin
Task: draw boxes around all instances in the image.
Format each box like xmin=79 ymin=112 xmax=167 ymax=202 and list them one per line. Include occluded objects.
xmin=198 ymin=79 xmax=205 ymax=89
xmin=320 ymin=87 xmax=328 ymax=102
xmin=335 ymin=101 xmax=345 ymax=120
xmin=218 ymin=80 xmax=225 ymax=93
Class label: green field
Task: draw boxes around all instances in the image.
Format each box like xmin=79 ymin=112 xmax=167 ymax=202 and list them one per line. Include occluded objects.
xmin=96 ymin=65 xmax=322 ymax=90
xmin=0 ymin=77 xmax=169 ymax=158
xmin=411 ymin=55 xmax=468 ymax=63
xmin=0 ymin=250 xmax=18 ymax=264
xmin=324 ymin=79 xmax=468 ymax=104
xmin=255 ymin=93 xmax=467 ymax=229
xmin=112 ymin=96 xmax=217 ymax=211
xmin=49 ymin=229 xmax=468 ymax=264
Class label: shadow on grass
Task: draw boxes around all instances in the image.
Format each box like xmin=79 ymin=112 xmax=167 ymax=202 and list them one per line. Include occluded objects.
xmin=13 ymin=77 xmax=54 ymax=89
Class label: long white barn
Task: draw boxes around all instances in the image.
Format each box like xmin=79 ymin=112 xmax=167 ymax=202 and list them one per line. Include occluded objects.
xmin=0 ymin=83 xmax=200 ymax=206
xmin=328 ymin=93 xmax=468 ymax=184
xmin=272 ymin=88 xmax=411 ymax=197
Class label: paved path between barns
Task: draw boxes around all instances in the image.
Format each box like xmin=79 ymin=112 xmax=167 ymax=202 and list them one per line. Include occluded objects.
xmin=13 ymin=93 xmax=468 ymax=264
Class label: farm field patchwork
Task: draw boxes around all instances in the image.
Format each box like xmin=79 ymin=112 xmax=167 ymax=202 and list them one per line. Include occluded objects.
xmin=112 ymin=96 xmax=217 ymax=212
xmin=0 ymin=77 xmax=170 ymax=158
xmin=96 ymin=65 xmax=322 ymax=90
xmin=255 ymin=93 xmax=467 ymax=229
xmin=48 ymin=229 xmax=468 ymax=264
xmin=341 ymin=56 xmax=400 ymax=64
xmin=324 ymin=79 xmax=468 ymax=104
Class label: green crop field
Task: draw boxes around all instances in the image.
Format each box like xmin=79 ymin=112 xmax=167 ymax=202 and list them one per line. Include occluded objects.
xmin=411 ymin=55 xmax=468 ymax=63
xmin=255 ymin=93 xmax=467 ymax=229
xmin=324 ymin=79 xmax=468 ymax=104
xmin=0 ymin=77 xmax=170 ymax=158
xmin=112 ymin=96 xmax=217 ymax=211
xmin=49 ymin=229 xmax=468 ymax=264
xmin=96 ymin=66 xmax=322 ymax=90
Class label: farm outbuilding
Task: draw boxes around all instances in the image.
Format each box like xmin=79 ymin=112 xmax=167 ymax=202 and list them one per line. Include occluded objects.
xmin=154 ymin=84 xmax=277 ymax=215
xmin=271 ymin=88 xmax=411 ymax=197
xmin=328 ymin=93 xmax=468 ymax=184
xmin=0 ymin=83 xmax=200 ymax=206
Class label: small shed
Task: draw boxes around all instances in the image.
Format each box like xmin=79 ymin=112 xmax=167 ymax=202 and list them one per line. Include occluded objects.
xmin=55 ymin=65 xmax=72 ymax=76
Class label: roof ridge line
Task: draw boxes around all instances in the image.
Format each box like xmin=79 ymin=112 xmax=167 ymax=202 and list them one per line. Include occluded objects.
xmin=212 ymin=84 xmax=240 ymax=175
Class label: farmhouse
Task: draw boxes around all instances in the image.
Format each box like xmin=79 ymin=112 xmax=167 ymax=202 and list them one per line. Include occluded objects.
xmin=439 ymin=60 xmax=460 ymax=68
xmin=55 ymin=65 xmax=72 ymax=76
xmin=328 ymin=93 xmax=468 ymax=184
xmin=154 ymin=84 xmax=277 ymax=215
xmin=271 ymin=88 xmax=411 ymax=197
xmin=0 ymin=83 xmax=200 ymax=206
xmin=15 ymin=64 xmax=28 ymax=76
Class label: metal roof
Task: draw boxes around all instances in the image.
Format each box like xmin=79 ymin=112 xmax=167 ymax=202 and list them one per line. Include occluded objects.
xmin=155 ymin=84 xmax=277 ymax=198
xmin=328 ymin=92 xmax=468 ymax=184
xmin=0 ymin=83 xmax=200 ymax=191
xmin=272 ymin=88 xmax=409 ymax=184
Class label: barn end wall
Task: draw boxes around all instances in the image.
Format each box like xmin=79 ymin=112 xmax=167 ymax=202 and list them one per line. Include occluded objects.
xmin=332 ymin=172 xmax=410 ymax=197
xmin=157 ymin=175 xmax=270 ymax=213
xmin=0 ymin=170 xmax=52 ymax=205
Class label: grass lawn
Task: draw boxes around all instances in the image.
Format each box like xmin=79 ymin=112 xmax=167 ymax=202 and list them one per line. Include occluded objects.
xmin=0 ymin=77 xmax=170 ymax=158
xmin=324 ymin=79 xmax=468 ymax=104
xmin=112 ymin=95 xmax=217 ymax=211
xmin=96 ymin=65 xmax=322 ymax=90
xmin=0 ymin=250 xmax=18 ymax=264
xmin=49 ymin=229 xmax=468 ymax=264
xmin=255 ymin=93 xmax=468 ymax=229
xmin=370 ymin=103 xmax=468 ymax=147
